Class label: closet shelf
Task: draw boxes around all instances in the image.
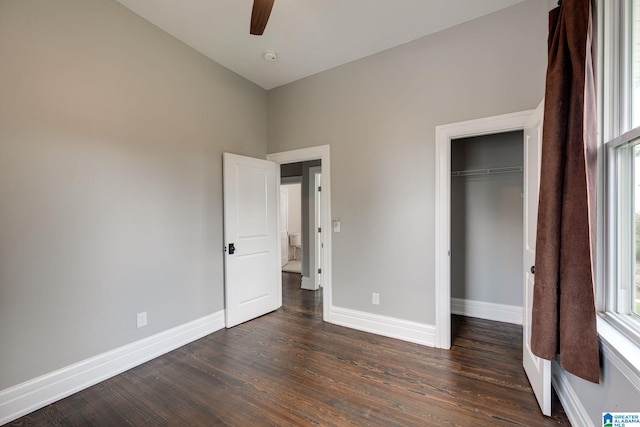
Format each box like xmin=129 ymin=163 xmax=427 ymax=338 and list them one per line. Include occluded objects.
xmin=450 ymin=165 xmax=523 ymax=177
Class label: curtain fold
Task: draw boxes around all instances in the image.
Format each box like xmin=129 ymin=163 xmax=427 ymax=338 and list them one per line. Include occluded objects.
xmin=531 ymin=0 xmax=599 ymax=383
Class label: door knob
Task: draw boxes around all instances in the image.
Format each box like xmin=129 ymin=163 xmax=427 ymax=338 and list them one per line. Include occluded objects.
xmin=228 ymin=243 xmax=235 ymax=255
xmin=530 ymin=265 xmax=535 ymax=274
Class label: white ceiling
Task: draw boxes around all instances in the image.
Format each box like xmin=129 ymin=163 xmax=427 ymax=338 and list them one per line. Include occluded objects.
xmin=115 ymin=0 xmax=527 ymax=90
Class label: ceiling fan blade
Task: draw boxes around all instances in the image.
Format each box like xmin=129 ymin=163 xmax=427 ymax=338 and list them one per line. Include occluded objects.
xmin=250 ymin=0 xmax=275 ymax=35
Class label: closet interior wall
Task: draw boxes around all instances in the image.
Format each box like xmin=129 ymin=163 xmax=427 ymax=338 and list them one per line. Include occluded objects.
xmin=450 ymin=131 xmax=524 ymax=315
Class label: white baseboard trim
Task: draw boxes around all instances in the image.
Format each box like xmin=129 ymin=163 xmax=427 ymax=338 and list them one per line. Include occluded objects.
xmin=0 ymin=310 xmax=225 ymax=425
xmin=301 ymin=275 xmax=317 ymax=290
xmin=451 ymin=298 xmax=522 ymax=325
xmin=330 ymin=306 xmax=436 ymax=347
xmin=551 ymin=362 xmax=594 ymax=427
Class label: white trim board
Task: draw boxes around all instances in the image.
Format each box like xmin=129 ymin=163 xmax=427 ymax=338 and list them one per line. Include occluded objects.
xmin=301 ymin=275 xmax=317 ymax=290
xmin=267 ymin=145 xmax=332 ymax=323
xmin=435 ymin=110 xmax=534 ymax=350
xmin=331 ymin=306 xmax=436 ymax=347
xmin=451 ymin=298 xmax=523 ymax=325
xmin=551 ymin=362 xmax=595 ymax=427
xmin=0 ymin=311 xmax=225 ymax=425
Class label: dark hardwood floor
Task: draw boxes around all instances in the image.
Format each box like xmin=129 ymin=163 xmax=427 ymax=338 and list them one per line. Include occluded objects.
xmin=8 ymin=273 xmax=570 ymax=426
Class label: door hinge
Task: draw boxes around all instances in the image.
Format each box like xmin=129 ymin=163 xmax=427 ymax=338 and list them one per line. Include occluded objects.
xmin=318 ymin=227 xmax=321 ymax=233
xmin=318 ymin=186 xmax=321 ymax=192
xmin=318 ymin=268 xmax=322 ymax=274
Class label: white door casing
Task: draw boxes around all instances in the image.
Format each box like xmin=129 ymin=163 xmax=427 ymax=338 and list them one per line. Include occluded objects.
xmin=522 ymin=101 xmax=551 ymax=416
xmin=267 ymin=145 xmax=332 ymax=322
xmin=223 ymin=153 xmax=281 ymax=328
xmin=435 ymin=109 xmax=535 ymax=350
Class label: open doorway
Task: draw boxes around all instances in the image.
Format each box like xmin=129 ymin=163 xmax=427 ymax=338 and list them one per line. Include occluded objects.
xmin=267 ymin=145 xmax=332 ymax=322
xmin=280 ymin=180 xmax=302 ymax=274
xmin=278 ymin=161 xmax=322 ymax=312
xmin=449 ymin=131 xmax=524 ymax=340
xmin=434 ymin=110 xmax=535 ymax=350
xmin=436 ymin=105 xmax=551 ymax=414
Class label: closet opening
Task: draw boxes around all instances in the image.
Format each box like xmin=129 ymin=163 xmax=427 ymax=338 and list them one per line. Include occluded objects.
xmin=450 ymin=131 xmax=524 ymax=339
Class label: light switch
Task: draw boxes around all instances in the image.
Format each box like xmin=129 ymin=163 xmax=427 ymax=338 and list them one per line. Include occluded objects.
xmin=333 ymin=219 xmax=341 ymax=233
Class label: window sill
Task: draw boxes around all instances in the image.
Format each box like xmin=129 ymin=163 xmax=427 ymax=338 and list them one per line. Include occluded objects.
xmin=596 ymin=314 xmax=640 ymax=389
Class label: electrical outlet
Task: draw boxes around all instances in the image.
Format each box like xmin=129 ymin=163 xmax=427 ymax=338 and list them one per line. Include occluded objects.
xmin=137 ymin=311 xmax=147 ymax=328
xmin=372 ymin=292 xmax=380 ymax=305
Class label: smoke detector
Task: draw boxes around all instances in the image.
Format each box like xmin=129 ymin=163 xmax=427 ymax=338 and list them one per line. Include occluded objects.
xmin=263 ymin=50 xmax=278 ymax=62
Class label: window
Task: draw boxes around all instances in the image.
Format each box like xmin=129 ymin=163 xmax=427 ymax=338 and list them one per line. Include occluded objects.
xmin=602 ymin=0 xmax=640 ymax=343
xmin=612 ymin=137 xmax=639 ymax=318
xmin=633 ymin=0 xmax=640 ymax=128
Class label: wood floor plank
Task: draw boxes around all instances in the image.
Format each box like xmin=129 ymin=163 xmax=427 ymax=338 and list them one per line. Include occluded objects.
xmin=7 ymin=272 xmax=570 ymax=426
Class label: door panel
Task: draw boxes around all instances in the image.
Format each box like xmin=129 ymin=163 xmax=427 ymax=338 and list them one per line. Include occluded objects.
xmin=280 ymin=187 xmax=289 ymax=267
xmin=315 ymin=171 xmax=323 ymax=288
xmin=523 ymin=101 xmax=551 ymax=416
xmin=223 ymin=153 xmax=280 ymax=328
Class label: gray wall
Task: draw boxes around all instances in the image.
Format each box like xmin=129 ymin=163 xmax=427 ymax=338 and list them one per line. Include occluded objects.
xmin=267 ymin=0 xmax=548 ymax=324
xmin=450 ymin=132 xmax=523 ymax=306
xmin=0 ymin=0 xmax=267 ymax=390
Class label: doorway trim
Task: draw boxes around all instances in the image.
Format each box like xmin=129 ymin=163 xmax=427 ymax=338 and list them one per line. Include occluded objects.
xmin=267 ymin=145 xmax=332 ymax=322
xmin=434 ymin=110 xmax=533 ymax=350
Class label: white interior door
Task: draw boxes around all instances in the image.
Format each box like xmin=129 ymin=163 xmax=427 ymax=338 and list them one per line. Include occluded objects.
xmin=523 ymin=101 xmax=551 ymax=416
xmin=315 ymin=171 xmax=323 ymax=288
xmin=280 ymin=186 xmax=289 ymax=267
xmin=223 ymin=153 xmax=280 ymax=328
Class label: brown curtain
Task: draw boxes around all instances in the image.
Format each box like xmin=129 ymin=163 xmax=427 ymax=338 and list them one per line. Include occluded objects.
xmin=531 ymin=0 xmax=599 ymax=383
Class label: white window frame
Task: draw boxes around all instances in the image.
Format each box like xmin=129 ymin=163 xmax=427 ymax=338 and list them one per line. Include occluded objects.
xmin=598 ymin=0 xmax=640 ymax=380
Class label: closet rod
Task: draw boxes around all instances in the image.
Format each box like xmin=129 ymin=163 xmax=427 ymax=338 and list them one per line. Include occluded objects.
xmin=450 ymin=165 xmax=523 ymax=177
